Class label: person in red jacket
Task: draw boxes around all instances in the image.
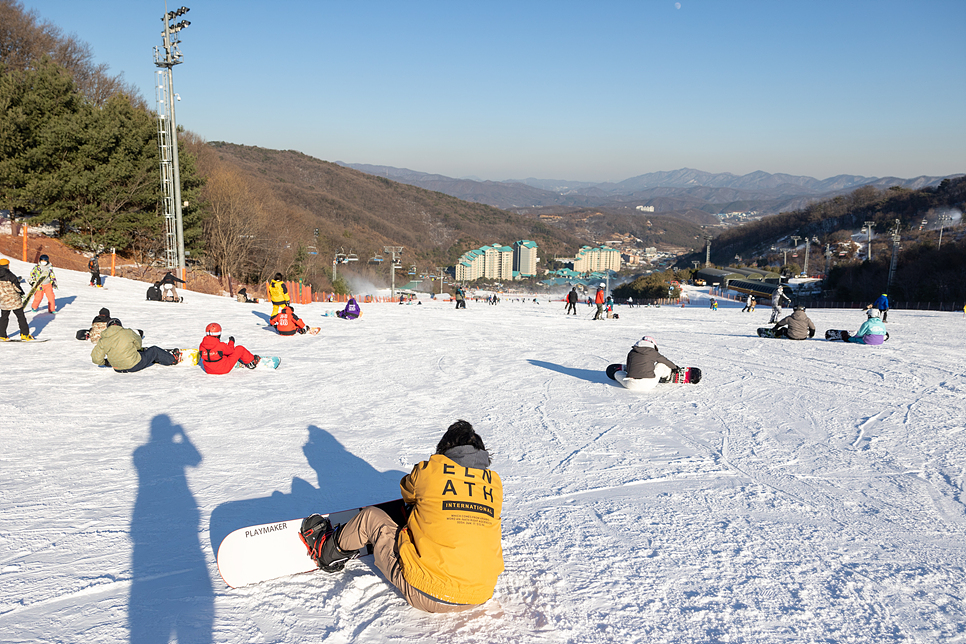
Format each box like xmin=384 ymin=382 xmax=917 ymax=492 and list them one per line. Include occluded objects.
xmin=269 ymin=304 xmax=308 ymax=336
xmin=199 ymin=323 xmax=261 ymax=372
xmin=593 ymin=284 xmax=606 ymax=320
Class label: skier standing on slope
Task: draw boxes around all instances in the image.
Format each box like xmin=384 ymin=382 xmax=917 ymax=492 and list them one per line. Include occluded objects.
xmin=199 ymin=323 xmax=261 ymax=372
xmin=268 ymin=273 xmax=290 ymax=316
xmin=565 ymin=287 xmax=578 ymax=315
xmin=29 ymin=255 xmax=57 ymax=313
xmin=88 ymin=253 xmax=102 ymax=287
xmin=771 ymin=306 xmax=816 ymax=340
xmin=613 ymin=336 xmax=680 ymax=391
xmin=0 ymin=258 xmax=32 ymax=340
xmin=867 ymin=293 xmax=890 ymax=323
xmin=593 ymin=284 xmax=606 ymax=320
xmin=299 ymin=420 xmax=503 ymax=613
xmin=769 ymin=286 xmax=791 ymax=323
xmin=91 ymin=319 xmax=181 ymax=372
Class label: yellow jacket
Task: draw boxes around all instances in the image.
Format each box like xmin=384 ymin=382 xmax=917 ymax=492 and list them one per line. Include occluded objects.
xmin=268 ymin=279 xmax=289 ymax=304
xmin=397 ymin=453 xmax=504 ymax=605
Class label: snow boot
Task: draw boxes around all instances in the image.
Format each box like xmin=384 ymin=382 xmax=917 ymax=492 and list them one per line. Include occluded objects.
xmin=170 ymin=348 xmax=183 ymax=364
xmin=20 ymin=333 xmax=34 ymax=341
xmin=245 ymin=355 xmax=261 ymax=369
xmin=299 ymin=515 xmax=360 ymax=572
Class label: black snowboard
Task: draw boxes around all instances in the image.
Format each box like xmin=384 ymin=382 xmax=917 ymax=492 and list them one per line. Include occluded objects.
xmin=825 ymin=329 xmax=850 ymax=341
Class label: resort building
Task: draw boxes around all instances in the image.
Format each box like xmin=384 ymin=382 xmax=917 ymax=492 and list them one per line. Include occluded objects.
xmin=571 ymin=245 xmax=622 ymax=273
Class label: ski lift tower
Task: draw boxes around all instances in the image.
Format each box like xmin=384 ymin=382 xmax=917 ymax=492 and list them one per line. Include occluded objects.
xmin=384 ymin=246 xmax=404 ymax=300
xmin=154 ymin=5 xmax=190 ymax=277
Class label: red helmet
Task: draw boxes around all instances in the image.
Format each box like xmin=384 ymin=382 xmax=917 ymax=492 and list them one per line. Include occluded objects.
xmin=205 ymin=323 xmax=222 ymax=335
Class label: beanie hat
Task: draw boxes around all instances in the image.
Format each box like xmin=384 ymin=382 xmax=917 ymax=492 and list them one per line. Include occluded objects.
xmin=99 ymin=307 xmax=110 ymax=317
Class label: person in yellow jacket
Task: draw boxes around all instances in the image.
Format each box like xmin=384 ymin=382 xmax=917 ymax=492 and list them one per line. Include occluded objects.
xmin=268 ymin=273 xmax=290 ymax=316
xmin=299 ymin=420 xmax=503 ymax=613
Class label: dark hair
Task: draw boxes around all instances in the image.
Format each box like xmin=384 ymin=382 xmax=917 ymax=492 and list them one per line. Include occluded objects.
xmin=274 ymin=273 xmax=283 ymax=281
xmin=436 ymin=419 xmax=485 ymax=454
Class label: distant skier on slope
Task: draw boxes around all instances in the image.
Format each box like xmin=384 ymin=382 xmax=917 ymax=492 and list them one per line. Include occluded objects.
xmin=29 ymin=255 xmax=57 ymax=313
xmin=299 ymin=420 xmax=503 ymax=613
xmin=565 ymin=287 xmax=578 ymax=315
xmin=769 ymin=286 xmax=791 ymax=323
xmin=88 ymin=253 xmax=102 ymax=287
xmin=867 ymin=293 xmax=890 ymax=323
xmin=268 ymin=273 xmax=290 ymax=316
xmin=199 ymin=323 xmax=262 ymax=372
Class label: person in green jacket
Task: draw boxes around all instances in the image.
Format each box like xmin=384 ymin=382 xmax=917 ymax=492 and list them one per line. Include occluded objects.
xmin=91 ymin=319 xmax=181 ymax=372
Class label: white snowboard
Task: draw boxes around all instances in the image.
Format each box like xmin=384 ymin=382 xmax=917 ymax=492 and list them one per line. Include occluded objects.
xmin=215 ymin=499 xmax=406 ymax=588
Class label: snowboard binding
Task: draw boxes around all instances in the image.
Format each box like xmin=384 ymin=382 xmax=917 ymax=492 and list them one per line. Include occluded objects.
xmin=299 ymin=515 xmax=360 ymax=572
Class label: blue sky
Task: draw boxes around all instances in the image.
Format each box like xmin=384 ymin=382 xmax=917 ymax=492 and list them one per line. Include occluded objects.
xmin=17 ymin=0 xmax=966 ymax=182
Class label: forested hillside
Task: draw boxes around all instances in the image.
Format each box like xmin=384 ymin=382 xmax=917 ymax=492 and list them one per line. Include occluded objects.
xmin=683 ymin=178 xmax=966 ymax=303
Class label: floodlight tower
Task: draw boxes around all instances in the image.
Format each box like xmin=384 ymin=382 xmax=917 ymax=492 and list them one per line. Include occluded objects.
xmin=937 ymin=214 xmax=952 ymax=249
xmin=154 ymin=5 xmax=191 ymax=276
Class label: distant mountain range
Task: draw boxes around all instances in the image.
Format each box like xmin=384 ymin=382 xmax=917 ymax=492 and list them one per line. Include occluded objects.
xmin=337 ymin=163 xmax=961 ymax=216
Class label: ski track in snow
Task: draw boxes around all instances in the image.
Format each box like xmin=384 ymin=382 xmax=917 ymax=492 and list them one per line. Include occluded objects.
xmin=1 ymin=254 xmax=965 ymax=643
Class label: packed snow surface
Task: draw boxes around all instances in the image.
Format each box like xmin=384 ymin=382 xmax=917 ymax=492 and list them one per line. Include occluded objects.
xmin=1 ymin=254 xmax=965 ymax=644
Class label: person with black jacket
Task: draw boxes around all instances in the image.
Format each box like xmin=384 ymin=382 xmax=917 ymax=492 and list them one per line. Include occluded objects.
xmin=614 ymin=335 xmax=679 ymax=391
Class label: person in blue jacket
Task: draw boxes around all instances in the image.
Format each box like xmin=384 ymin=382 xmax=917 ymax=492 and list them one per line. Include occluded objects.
xmin=848 ymin=308 xmax=888 ymax=345
xmin=869 ymin=293 xmax=890 ymax=322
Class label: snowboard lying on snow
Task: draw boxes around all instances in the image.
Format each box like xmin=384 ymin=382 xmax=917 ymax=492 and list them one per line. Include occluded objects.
xmin=606 ymin=364 xmax=701 ymax=384
xmin=215 ymin=498 xmax=407 ymax=588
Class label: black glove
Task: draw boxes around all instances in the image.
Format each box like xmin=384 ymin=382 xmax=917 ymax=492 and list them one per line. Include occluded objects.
xmin=808 ymin=328 xmax=815 ymax=338
xmin=297 ymin=326 xmax=307 ymax=335
xmin=228 ymin=336 xmax=235 ymax=343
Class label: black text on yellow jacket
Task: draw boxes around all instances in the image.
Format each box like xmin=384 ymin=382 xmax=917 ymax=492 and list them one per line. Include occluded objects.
xmin=397 ymin=454 xmax=504 ymax=605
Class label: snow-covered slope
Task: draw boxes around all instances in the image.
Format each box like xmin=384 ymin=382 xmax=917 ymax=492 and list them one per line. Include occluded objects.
xmin=1 ymin=254 xmax=964 ymax=643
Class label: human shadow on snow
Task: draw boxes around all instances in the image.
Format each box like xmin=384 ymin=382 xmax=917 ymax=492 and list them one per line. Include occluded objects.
xmin=250 ymin=310 xmax=271 ymax=324
xmin=128 ymin=415 xmax=213 ymax=644
xmin=527 ymin=359 xmax=610 ymax=384
xmin=208 ymin=425 xmax=406 ymax=556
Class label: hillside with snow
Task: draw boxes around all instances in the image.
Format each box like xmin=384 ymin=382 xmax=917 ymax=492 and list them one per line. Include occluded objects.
xmin=1 ymin=254 xmax=964 ymax=644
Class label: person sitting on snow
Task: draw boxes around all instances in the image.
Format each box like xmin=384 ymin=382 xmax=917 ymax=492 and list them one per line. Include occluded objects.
xmin=772 ymin=306 xmax=816 ymax=340
xmin=613 ymin=336 xmax=680 ymax=391
xmin=299 ymin=419 xmax=503 ymax=613
xmin=336 ymin=297 xmax=362 ymax=319
xmin=91 ymin=318 xmax=181 ymax=372
xmin=199 ymin=323 xmax=261 ymax=372
xmin=848 ymin=308 xmax=889 ymax=345
xmin=270 ymin=303 xmax=308 ymax=335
